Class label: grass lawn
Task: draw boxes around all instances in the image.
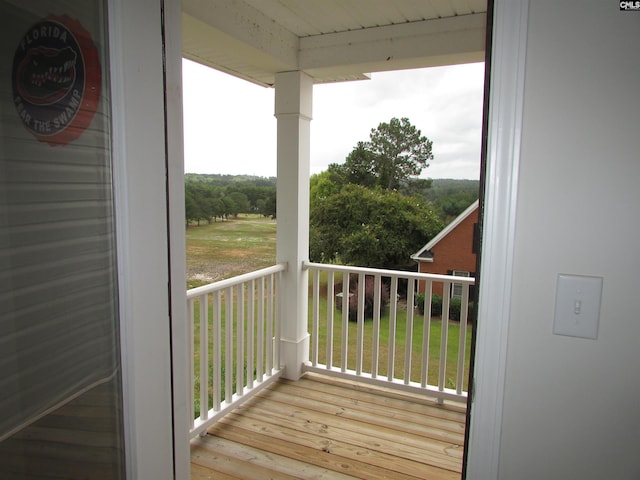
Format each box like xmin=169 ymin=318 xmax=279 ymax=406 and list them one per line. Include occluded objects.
xmin=308 ymin=278 xmax=472 ymax=391
xmin=186 ymin=214 xmax=276 ymax=288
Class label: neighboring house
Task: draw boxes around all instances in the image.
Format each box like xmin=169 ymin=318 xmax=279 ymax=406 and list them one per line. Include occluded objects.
xmin=412 ymin=200 xmax=478 ymax=297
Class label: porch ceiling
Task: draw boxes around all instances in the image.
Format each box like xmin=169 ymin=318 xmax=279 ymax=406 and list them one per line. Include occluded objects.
xmin=182 ymin=0 xmax=487 ymax=87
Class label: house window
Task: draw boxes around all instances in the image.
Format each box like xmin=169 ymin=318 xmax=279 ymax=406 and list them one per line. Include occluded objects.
xmin=451 ymin=270 xmax=471 ymax=299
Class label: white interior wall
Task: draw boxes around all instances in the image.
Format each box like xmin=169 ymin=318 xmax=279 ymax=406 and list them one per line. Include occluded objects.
xmin=499 ymin=2 xmax=640 ymax=478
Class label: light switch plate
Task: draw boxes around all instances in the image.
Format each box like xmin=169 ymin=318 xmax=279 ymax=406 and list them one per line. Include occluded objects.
xmin=553 ymin=274 xmax=603 ymax=339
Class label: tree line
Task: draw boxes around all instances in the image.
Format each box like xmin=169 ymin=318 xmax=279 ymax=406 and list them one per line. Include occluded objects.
xmin=185 ymin=174 xmax=276 ymax=225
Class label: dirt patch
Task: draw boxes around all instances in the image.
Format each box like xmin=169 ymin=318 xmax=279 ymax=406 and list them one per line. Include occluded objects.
xmin=185 ymin=215 xmax=276 ymax=288
xmin=187 ymin=257 xmax=277 ymax=288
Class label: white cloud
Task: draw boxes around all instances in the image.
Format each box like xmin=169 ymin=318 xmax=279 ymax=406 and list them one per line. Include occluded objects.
xmin=182 ymin=60 xmax=277 ymax=177
xmin=182 ymin=59 xmax=485 ymax=180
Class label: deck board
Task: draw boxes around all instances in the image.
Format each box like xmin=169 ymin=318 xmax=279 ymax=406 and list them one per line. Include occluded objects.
xmin=260 ymin=382 xmax=465 ymax=443
xmin=193 ymin=373 xmax=466 ymax=479
xmin=192 ymin=462 xmax=242 ymax=480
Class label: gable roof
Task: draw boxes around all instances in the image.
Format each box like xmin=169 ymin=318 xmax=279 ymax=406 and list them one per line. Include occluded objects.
xmin=411 ymin=199 xmax=479 ymax=261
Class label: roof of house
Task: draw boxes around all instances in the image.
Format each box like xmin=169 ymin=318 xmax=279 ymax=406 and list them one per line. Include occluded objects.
xmin=411 ymin=199 xmax=479 ymax=262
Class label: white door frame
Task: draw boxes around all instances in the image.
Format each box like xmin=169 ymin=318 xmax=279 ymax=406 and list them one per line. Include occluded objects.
xmin=163 ymin=0 xmax=191 ymax=478
xmin=107 ymin=0 xmax=530 ymax=476
xmin=465 ymin=0 xmax=529 ymax=478
xmin=108 ymin=0 xmax=183 ymax=478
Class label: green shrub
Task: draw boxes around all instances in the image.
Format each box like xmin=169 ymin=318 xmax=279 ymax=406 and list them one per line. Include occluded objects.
xmin=415 ymin=293 xmax=473 ymax=321
xmin=430 ymin=294 xmax=442 ymax=317
xmin=416 ymin=293 xmax=442 ymax=316
xmin=345 ymin=275 xmax=390 ymax=322
xmin=450 ymin=297 xmax=462 ymax=321
xmin=416 ymin=293 xmax=424 ymax=313
xmin=449 ymin=298 xmax=475 ymax=321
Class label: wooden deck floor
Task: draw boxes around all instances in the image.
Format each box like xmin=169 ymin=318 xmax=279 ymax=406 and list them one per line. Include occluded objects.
xmin=191 ymin=373 xmax=466 ymax=480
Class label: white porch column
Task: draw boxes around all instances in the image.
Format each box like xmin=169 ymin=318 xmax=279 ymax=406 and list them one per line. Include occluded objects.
xmin=275 ymin=71 xmax=312 ymax=380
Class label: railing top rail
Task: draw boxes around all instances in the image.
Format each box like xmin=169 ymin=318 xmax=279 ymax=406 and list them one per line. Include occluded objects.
xmin=303 ymin=261 xmax=475 ymax=285
xmin=186 ymin=263 xmax=287 ymax=299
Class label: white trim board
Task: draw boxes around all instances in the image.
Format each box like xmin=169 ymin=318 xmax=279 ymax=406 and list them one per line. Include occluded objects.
xmin=465 ymin=0 xmax=529 ymax=478
xmin=163 ymin=0 xmax=191 ymax=477
xmin=109 ymin=0 xmax=175 ymax=477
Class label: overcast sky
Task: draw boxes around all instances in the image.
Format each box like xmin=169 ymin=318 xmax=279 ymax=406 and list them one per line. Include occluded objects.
xmin=182 ymin=59 xmax=485 ymax=180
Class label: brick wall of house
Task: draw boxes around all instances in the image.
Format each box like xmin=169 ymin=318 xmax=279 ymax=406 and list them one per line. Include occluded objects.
xmin=418 ymin=209 xmax=478 ymax=297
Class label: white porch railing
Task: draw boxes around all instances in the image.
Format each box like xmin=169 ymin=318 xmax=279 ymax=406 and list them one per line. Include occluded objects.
xmin=186 ymin=261 xmax=474 ymax=436
xmin=303 ymin=261 xmax=475 ymax=403
xmin=186 ymin=263 xmax=286 ymax=438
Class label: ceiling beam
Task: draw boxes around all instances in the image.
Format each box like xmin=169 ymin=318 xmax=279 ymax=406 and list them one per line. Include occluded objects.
xmin=182 ymin=0 xmax=299 ymax=86
xmin=299 ymin=13 xmax=486 ymax=78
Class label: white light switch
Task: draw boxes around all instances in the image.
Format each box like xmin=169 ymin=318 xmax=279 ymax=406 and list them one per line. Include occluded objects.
xmin=553 ymin=274 xmax=603 ymax=339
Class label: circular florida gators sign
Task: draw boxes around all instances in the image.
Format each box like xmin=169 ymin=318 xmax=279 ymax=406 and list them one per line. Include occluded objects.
xmin=12 ymin=15 xmax=101 ymax=146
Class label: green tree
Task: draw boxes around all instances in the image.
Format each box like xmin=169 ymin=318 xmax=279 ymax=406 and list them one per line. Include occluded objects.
xmin=184 ymin=173 xmax=277 ymax=221
xmin=329 ymin=142 xmax=377 ymax=188
xmin=310 ymin=170 xmax=343 ymax=205
xmin=209 ymin=197 xmax=225 ymax=222
xmin=258 ymin=192 xmax=276 ymax=218
xmin=184 ymin=188 xmax=200 ymax=226
xmin=309 ymin=184 xmax=443 ymax=269
xmin=334 ymin=117 xmax=433 ymax=191
xmin=227 ymin=191 xmax=251 ymax=216
xmin=221 ymin=197 xmax=236 ymax=220
xmin=434 ymin=191 xmax=478 ymax=223
xmin=185 ymin=183 xmax=210 ymax=226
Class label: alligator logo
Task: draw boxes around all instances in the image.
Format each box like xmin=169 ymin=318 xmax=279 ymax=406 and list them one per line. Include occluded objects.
xmin=16 ymin=46 xmax=77 ymax=105
xmin=12 ymin=16 xmax=101 ymax=146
